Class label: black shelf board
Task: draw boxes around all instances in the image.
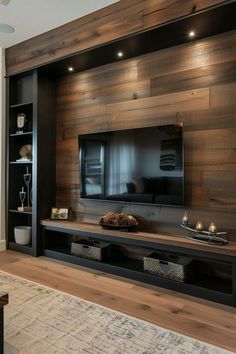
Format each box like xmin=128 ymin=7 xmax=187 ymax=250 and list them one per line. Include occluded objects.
xmin=10 ymin=102 xmax=33 ymax=109
xmin=108 ymin=258 xmax=232 ymax=295
xmin=108 ymin=258 xmax=143 ymax=272
xmin=43 ymin=247 xmax=233 ymax=305
xmin=193 ymin=276 xmax=232 ymax=295
xmin=9 ymin=209 xmax=32 ymax=215
xmin=9 ymin=161 xmax=33 ymax=165
xmin=8 ymin=241 xmax=33 ymax=255
xmin=10 ymin=132 xmax=33 ymax=137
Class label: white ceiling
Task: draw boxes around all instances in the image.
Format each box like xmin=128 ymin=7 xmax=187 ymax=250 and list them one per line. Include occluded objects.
xmin=0 ymin=0 xmax=119 ymax=48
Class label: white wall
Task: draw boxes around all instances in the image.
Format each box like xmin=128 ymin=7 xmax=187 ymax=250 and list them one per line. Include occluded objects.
xmin=0 ymin=47 xmax=6 ymax=251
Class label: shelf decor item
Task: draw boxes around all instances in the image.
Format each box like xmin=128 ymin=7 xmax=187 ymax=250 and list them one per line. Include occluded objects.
xmin=180 ymin=218 xmax=228 ymax=245
xmin=24 ymin=167 xmax=32 ymax=211
xmin=181 ymin=211 xmax=189 ymax=225
xmin=18 ymin=187 xmax=26 ymax=211
xmin=208 ymin=222 xmax=217 ymax=233
xmin=50 ymin=208 xmax=70 ymax=220
xmin=144 ymin=252 xmax=193 ymax=282
xmin=14 ymin=226 xmax=32 ymax=245
xmin=16 ymin=112 xmax=27 ymax=134
xmin=99 ymin=212 xmax=138 ymax=231
xmin=16 ymin=144 xmax=32 ymax=162
xmin=195 ymin=221 xmax=204 ymax=232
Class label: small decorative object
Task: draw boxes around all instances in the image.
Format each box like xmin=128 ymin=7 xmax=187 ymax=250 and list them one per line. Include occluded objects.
xmin=18 ymin=187 xmax=26 ymax=211
xmin=24 ymin=167 xmax=32 ymax=211
xmin=195 ymin=221 xmax=204 ymax=232
xmin=208 ymin=222 xmax=217 ymax=234
xmin=17 ymin=144 xmax=32 ymax=162
xmin=14 ymin=226 xmax=32 ymax=245
xmin=181 ymin=211 xmax=189 ymax=225
xmin=99 ymin=212 xmax=138 ymax=231
xmin=51 ymin=208 xmax=70 ymax=220
xmin=17 ymin=113 xmax=27 ymax=134
xmin=180 ymin=219 xmax=228 ymax=246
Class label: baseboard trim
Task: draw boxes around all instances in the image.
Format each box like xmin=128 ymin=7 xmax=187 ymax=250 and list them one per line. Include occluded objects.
xmin=0 ymin=239 xmax=6 ymax=251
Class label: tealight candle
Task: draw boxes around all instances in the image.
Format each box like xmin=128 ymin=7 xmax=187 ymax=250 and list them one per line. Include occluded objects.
xmin=195 ymin=221 xmax=204 ymax=232
xmin=182 ymin=211 xmax=189 ymax=225
xmin=208 ymin=222 xmax=217 ymax=234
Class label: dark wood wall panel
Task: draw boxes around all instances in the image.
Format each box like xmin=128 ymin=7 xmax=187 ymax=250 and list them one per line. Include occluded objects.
xmin=56 ymin=29 xmax=236 ymax=236
xmin=137 ymin=30 xmax=236 ymax=81
xmin=150 ymin=61 xmax=236 ymax=96
xmin=107 ymin=88 xmax=209 ymax=130
xmin=5 ymin=0 xmax=228 ymax=76
xmin=142 ymin=0 xmax=227 ymax=29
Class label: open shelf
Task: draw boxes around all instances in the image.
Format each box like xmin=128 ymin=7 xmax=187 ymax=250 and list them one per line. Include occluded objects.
xmin=9 ymin=209 xmax=32 ymax=215
xmin=10 ymin=132 xmax=33 ymax=137
xmin=10 ymin=102 xmax=33 ymax=109
xmin=7 ymin=70 xmax=56 ymax=257
xmin=10 ymin=161 xmax=33 ymax=165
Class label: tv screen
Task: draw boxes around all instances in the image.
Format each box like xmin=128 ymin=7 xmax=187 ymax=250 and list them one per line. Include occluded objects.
xmin=79 ymin=124 xmax=184 ymax=206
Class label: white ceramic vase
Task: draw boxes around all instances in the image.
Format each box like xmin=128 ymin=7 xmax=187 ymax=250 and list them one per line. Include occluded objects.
xmin=14 ymin=226 xmax=32 ymax=245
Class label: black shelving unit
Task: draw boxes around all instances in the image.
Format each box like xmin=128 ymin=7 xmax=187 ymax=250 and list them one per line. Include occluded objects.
xmin=6 ymin=71 xmax=56 ymax=256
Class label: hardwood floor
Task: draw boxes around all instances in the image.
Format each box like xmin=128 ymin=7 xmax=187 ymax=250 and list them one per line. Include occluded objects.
xmin=0 ymin=250 xmax=235 ymax=352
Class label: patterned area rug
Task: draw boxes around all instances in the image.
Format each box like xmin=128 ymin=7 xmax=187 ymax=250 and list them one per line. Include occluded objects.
xmin=0 ymin=271 xmax=232 ymax=354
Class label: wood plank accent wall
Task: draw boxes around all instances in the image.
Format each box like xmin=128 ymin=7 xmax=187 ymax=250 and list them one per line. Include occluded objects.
xmin=56 ymin=29 xmax=236 ymax=236
xmin=5 ymin=0 xmax=227 ymax=76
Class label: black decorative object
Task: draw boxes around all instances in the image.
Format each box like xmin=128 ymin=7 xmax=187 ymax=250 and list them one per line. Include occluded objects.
xmin=99 ymin=222 xmax=138 ymax=231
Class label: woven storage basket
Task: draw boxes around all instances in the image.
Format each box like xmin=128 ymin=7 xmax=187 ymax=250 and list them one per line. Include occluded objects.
xmin=71 ymin=239 xmax=111 ymax=261
xmin=144 ymin=252 xmax=193 ymax=282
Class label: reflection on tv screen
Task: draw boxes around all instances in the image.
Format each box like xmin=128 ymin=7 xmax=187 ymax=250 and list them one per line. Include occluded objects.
xmin=79 ymin=124 xmax=184 ymax=206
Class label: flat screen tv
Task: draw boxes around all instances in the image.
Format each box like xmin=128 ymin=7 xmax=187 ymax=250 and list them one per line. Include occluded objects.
xmin=79 ymin=124 xmax=184 ymax=206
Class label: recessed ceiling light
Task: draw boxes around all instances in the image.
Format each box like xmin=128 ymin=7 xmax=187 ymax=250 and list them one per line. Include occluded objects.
xmin=189 ymin=31 xmax=195 ymax=38
xmin=68 ymin=66 xmax=74 ymax=72
xmin=0 ymin=23 xmax=15 ymax=33
xmin=117 ymin=51 xmax=124 ymax=58
xmin=0 ymin=0 xmax=10 ymax=5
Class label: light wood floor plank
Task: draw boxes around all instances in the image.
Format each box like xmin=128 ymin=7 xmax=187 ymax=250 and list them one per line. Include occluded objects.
xmin=0 ymin=250 xmax=235 ymax=352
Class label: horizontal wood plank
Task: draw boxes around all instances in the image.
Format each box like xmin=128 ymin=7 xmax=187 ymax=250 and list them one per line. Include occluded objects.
xmin=107 ymin=88 xmax=209 ymax=129
xmin=150 ymin=60 xmax=236 ymax=96
xmin=5 ymin=0 xmax=228 ymax=76
xmin=143 ymin=0 xmax=228 ymax=29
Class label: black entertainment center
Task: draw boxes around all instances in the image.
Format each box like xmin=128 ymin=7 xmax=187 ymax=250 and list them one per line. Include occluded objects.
xmin=41 ymin=220 xmax=236 ymax=307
